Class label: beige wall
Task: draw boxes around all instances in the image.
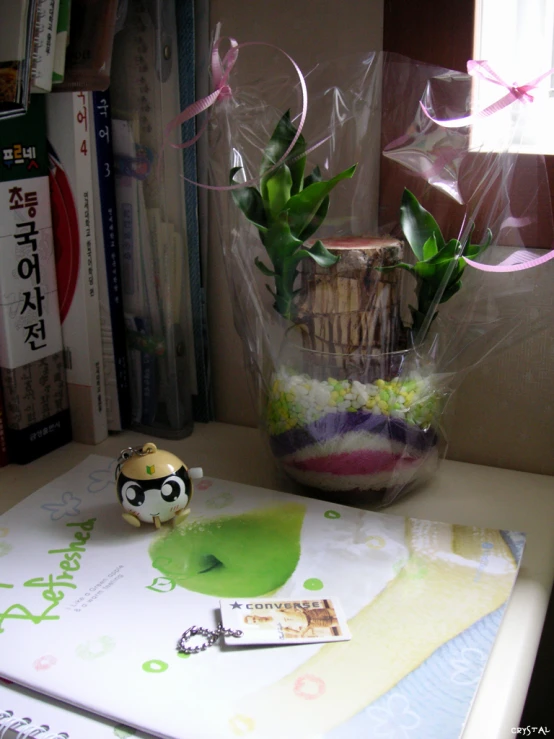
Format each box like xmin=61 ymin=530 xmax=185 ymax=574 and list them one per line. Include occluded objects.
xmin=206 ymin=0 xmax=554 ymax=477
xmin=444 ymin=289 xmax=554 ymax=476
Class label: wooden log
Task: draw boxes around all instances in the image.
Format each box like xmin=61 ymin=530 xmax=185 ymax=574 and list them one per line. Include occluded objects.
xmin=295 ymin=236 xmax=404 ymax=359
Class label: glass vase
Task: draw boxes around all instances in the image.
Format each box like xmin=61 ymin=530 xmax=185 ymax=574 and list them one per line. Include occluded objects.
xmin=263 ymin=339 xmax=445 ymax=506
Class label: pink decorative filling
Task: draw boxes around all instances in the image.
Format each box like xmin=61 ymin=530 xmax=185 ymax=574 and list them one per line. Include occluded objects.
xmin=289 ymin=448 xmax=419 ymax=475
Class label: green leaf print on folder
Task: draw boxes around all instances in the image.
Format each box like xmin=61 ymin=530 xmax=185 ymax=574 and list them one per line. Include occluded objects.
xmin=149 ymin=504 xmax=306 ymax=597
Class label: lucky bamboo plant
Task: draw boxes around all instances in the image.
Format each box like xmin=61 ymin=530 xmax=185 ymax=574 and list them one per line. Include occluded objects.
xmin=231 ymin=111 xmax=356 ymax=321
xmin=381 ymin=188 xmax=492 ymax=338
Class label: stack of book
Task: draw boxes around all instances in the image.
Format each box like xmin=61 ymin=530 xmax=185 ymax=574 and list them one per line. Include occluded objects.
xmin=0 ymin=0 xmax=210 ymax=466
xmin=0 ymin=456 xmax=528 ymax=739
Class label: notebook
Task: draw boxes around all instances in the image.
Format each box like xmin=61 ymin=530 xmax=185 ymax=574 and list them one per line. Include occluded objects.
xmin=0 ymin=455 xmax=525 ymax=739
xmin=0 ymin=678 xmax=153 ymax=738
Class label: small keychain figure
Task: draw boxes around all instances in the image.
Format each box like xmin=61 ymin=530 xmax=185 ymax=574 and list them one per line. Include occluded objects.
xmin=115 ymin=443 xmax=203 ymax=529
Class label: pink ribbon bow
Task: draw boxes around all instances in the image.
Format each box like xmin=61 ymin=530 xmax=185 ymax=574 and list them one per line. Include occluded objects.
xmin=420 ymin=60 xmax=554 ymax=128
xmin=420 ymin=60 xmax=554 ymax=273
xmin=161 ymin=32 xmax=308 ymax=191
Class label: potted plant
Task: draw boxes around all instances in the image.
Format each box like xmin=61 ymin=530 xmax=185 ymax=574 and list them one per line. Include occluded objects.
xmin=231 ymin=116 xmax=492 ymax=504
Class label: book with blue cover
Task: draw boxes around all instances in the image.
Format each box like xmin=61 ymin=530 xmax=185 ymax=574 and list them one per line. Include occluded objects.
xmin=0 ymin=454 xmax=525 ymax=739
xmin=91 ymin=89 xmax=131 ymax=431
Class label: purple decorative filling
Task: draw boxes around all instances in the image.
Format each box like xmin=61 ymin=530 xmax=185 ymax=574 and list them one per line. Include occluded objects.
xmin=268 ymin=410 xmax=438 ymax=458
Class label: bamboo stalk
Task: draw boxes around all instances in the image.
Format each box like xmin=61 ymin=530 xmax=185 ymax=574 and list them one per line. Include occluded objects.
xmin=296 ymin=237 xmax=404 ymax=370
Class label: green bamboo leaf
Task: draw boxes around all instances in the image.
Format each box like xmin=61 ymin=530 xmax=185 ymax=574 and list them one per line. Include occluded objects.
xmin=400 ymin=188 xmax=446 ymax=260
xmin=298 ymin=195 xmax=329 ymax=242
xmin=263 ymin=218 xmax=304 ymax=263
xmin=292 ymin=163 xmax=328 ymax=240
xmin=265 ymin=283 xmax=277 ymax=298
xmin=230 ymin=167 xmax=268 ymax=231
xmin=413 ymin=261 xmax=438 ymax=279
xmin=254 ymin=257 xmax=275 ymax=276
xmin=292 ymin=239 xmax=340 ymax=268
xmin=427 ymin=238 xmax=462 ymax=264
xmin=440 ymin=279 xmax=462 ymax=303
xmin=397 ymin=262 xmax=417 ymax=276
xmin=264 ymin=165 xmax=293 ymax=220
xmin=461 ymin=223 xmax=476 ymax=254
xmin=260 ymin=111 xmax=306 ymax=198
xmin=411 ymin=306 xmax=438 ymax=330
xmin=422 ymin=234 xmax=438 ymax=261
xmin=286 ymin=164 xmax=357 ymax=239
xmin=481 ymin=228 xmax=493 ymax=249
xmin=303 ymin=165 xmax=322 ymax=188
xmin=377 ymin=262 xmax=417 ymax=276
xmin=464 ymin=228 xmax=493 ymax=259
xmin=439 ymin=258 xmax=465 ymax=286
xmin=454 ymin=258 xmax=466 ymax=279
xmin=423 ymin=258 xmax=464 ymax=292
xmin=409 ymin=305 xmax=427 ymax=326
xmin=463 ymin=244 xmax=481 ymax=259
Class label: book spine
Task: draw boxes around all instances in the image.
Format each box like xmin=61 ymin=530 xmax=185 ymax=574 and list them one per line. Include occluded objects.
xmin=52 ymin=0 xmax=71 ymax=84
xmin=46 ymin=92 xmax=107 ymax=445
xmin=112 ymin=119 xmax=144 ymax=427
xmin=91 ymin=91 xmax=131 ymax=431
xmin=0 ymin=95 xmax=72 ymax=464
xmin=70 ymin=90 xmax=107 ymax=444
xmin=90 ymin=116 xmax=119 ymax=432
xmin=133 ymin=315 xmax=157 ymax=427
xmin=31 ymin=0 xmax=60 ymax=93
xmin=0 ymin=386 xmax=8 ymax=467
xmin=177 ymin=0 xmax=213 ymax=422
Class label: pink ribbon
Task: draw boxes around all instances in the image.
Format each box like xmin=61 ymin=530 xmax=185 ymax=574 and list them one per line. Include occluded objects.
xmin=162 ymin=34 xmax=308 ymax=191
xmin=420 ymin=60 xmax=554 ymax=129
xmin=420 ymin=60 xmax=554 ymax=273
xmin=465 ymin=248 xmax=554 ymax=272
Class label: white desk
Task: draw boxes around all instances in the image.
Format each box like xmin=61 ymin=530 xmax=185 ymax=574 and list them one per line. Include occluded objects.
xmin=1 ymin=422 xmax=553 ymax=738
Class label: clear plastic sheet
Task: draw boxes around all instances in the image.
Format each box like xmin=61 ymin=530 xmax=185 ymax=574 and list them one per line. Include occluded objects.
xmin=207 ymin=46 xmax=554 ymax=506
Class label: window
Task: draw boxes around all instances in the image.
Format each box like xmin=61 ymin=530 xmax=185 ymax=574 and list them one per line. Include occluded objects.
xmin=472 ymin=0 xmax=554 ymax=154
xmin=383 ymin=0 xmax=553 ymax=248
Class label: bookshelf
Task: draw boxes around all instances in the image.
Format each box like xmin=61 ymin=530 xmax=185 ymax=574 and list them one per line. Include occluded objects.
xmin=0 ymin=0 xmax=210 ymax=469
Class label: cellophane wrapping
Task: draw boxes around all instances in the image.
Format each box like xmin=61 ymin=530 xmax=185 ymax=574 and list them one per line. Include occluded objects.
xmin=207 ymin=46 xmax=553 ymax=506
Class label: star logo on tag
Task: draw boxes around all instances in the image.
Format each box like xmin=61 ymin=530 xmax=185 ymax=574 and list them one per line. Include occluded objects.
xmin=230 ymin=601 xmax=242 ymax=609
